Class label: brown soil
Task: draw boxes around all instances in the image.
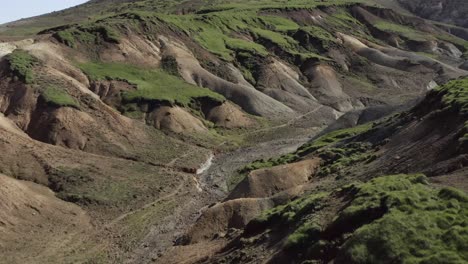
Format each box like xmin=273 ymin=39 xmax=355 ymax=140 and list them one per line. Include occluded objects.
xmin=228 ymin=158 xmax=321 ymax=200
xmin=149 ymin=106 xmax=208 ymax=133
xmin=90 ymin=79 xmax=137 ymax=108
xmin=206 ymin=101 xmax=255 ymax=128
xmin=0 ymin=174 xmax=92 ymax=264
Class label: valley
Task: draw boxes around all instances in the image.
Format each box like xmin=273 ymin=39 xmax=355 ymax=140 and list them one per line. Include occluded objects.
xmin=0 ymin=0 xmax=467 ymax=263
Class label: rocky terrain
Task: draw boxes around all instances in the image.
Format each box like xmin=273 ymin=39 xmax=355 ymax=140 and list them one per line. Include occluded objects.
xmin=0 ymin=0 xmax=466 ymax=263
xmin=398 ymin=0 xmax=468 ymax=28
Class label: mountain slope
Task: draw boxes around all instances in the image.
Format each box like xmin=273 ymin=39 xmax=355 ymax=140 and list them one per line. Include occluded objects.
xmin=398 ymin=0 xmax=468 ymax=28
xmin=167 ymin=77 xmax=468 ymax=264
xmin=0 ymin=0 xmax=467 ymax=263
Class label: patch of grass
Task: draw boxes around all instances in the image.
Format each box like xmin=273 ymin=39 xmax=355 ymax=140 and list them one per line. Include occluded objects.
xmin=54 ymin=24 xmax=119 ymax=48
xmin=290 ymin=51 xmax=331 ymax=62
xmin=238 ymin=123 xmax=375 ymax=179
xmin=251 ymin=27 xmax=298 ymax=49
xmin=286 ymin=220 xmax=322 ymax=248
xmin=297 ymin=123 xmax=374 ymax=155
xmin=195 ymin=29 xmax=234 ymax=60
xmin=158 ymin=11 xmax=299 ymax=60
xmin=431 ymin=77 xmax=468 ymax=143
xmin=374 ymin=21 xmax=430 ymax=42
xmin=323 ymin=8 xmax=372 ymax=42
xmin=41 ymin=86 xmax=80 ymax=108
xmin=78 ymin=62 xmax=225 ymax=106
xmin=259 ymin=15 xmax=300 ymax=32
xmin=257 ymin=174 xmax=467 ymax=263
xmin=238 ymin=153 xmax=299 ymax=175
xmin=5 ymin=50 xmax=39 ymax=84
xmin=254 ymin=192 xmax=328 ymax=225
xmin=55 ymin=30 xmax=78 ymax=48
xmin=225 ymin=36 xmax=268 ymax=56
xmin=436 ymin=77 xmax=468 ymax=114
xmin=315 ymin=142 xmax=376 ymax=177
xmin=336 ymin=174 xmax=468 ymax=264
xmin=300 ymin=25 xmax=337 ymax=48
xmin=231 ymin=152 xmax=298 ymax=190
xmin=331 ymin=9 xmax=362 ymax=26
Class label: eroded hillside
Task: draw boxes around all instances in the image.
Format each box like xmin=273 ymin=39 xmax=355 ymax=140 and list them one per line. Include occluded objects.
xmin=0 ymin=0 xmax=467 ymax=263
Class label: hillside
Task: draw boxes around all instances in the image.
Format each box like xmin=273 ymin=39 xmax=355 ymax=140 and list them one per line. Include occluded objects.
xmin=166 ymin=77 xmax=468 ymax=264
xmin=0 ymin=0 xmax=467 ymax=263
xmin=398 ymin=0 xmax=468 ymax=28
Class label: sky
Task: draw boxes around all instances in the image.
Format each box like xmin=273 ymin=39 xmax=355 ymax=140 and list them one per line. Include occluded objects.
xmin=0 ymin=0 xmax=89 ymax=24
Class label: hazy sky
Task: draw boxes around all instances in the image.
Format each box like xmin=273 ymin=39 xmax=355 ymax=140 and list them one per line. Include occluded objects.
xmin=0 ymin=0 xmax=89 ymax=24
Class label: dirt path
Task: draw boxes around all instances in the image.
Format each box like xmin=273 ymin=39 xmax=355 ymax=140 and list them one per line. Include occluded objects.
xmin=105 ymin=173 xmax=189 ymax=228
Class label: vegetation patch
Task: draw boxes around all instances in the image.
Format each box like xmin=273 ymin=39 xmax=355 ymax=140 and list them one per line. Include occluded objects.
xmin=297 ymin=123 xmax=374 ymax=155
xmin=158 ymin=11 xmax=302 ymax=60
xmin=224 ymin=36 xmax=268 ymax=56
xmin=436 ymin=77 xmax=468 ymax=114
xmin=160 ymin=55 xmax=180 ymax=76
xmin=251 ymin=28 xmax=298 ymax=49
xmin=251 ymin=192 xmax=328 ymax=227
xmin=78 ymin=62 xmax=225 ymax=106
xmin=374 ymin=21 xmax=430 ymax=42
xmin=5 ymin=50 xmax=39 ymax=84
xmin=315 ymin=142 xmax=376 ymax=177
xmin=238 ymin=123 xmax=374 ymax=181
xmin=336 ymin=174 xmax=468 ymax=264
xmin=54 ymin=24 xmax=120 ymax=48
xmin=431 ymin=77 xmax=468 ymax=144
xmin=238 ymin=153 xmax=298 ymax=175
xmin=300 ymin=25 xmax=337 ymax=49
xmin=41 ymin=86 xmax=80 ymax=108
xmin=250 ymin=174 xmax=468 ymax=263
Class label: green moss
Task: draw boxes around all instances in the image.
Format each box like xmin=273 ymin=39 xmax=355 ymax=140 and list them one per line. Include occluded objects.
xmin=251 ymin=28 xmax=298 ymax=49
xmin=337 ymin=174 xmax=468 ymax=264
xmin=424 ymin=78 xmax=468 ymax=143
xmin=224 ymin=37 xmax=268 ymax=56
xmin=238 ymin=153 xmax=299 ymax=174
xmin=286 ymin=220 xmax=322 ymax=248
xmin=41 ymin=86 xmax=80 ymax=108
xmin=297 ymin=123 xmax=374 ymax=155
xmin=78 ymin=62 xmax=225 ymax=106
xmin=374 ymin=21 xmax=430 ymax=42
xmin=97 ymin=25 xmax=120 ymax=43
xmin=436 ymin=78 xmax=468 ymax=114
xmin=259 ymin=15 xmax=300 ymax=32
xmin=254 ymin=192 xmax=328 ymax=225
xmin=195 ymin=29 xmax=234 ymax=60
xmin=55 ymin=30 xmax=77 ymax=47
xmin=257 ymin=174 xmax=467 ymax=263
xmin=316 ymin=142 xmax=376 ymax=177
xmin=5 ymin=50 xmax=39 ymax=84
xmin=324 ymin=8 xmax=370 ymax=41
xmin=158 ymin=11 xmax=299 ymax=60
xmin=54 ymin=24 xmax=119 ymax=48
xmin=290 ymin=51 xmax=331 ymax=62
xmin=238 ymin=123 xmax=375 ymax=180
xmin=301 ymin=25 xmax=337 ymax=48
